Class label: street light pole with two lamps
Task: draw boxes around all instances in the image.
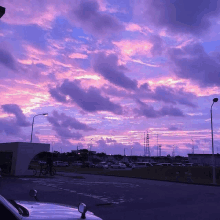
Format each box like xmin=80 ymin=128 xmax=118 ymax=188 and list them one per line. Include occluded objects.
xmin=211 ymin=98 xmax=218 ymax=185
xmin=30 ymin=113 xmax=48 ymax=143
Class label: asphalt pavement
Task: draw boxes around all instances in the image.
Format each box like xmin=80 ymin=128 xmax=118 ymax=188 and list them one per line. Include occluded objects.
xmin=1 ymin=172 xmax=220 ymax=220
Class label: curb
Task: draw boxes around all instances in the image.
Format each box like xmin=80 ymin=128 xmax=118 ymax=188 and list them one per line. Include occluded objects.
xmin=57 ymin=171 xmax=220 ymax=187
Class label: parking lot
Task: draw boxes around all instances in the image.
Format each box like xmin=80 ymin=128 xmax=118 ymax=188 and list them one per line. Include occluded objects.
xmin=1 ymin=171 xmax=220 ymax=219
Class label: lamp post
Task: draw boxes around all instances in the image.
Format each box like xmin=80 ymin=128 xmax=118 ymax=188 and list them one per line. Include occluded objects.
xmin=0 ymin=6 xmax=5 ymax=18
xmin=30 ymin=113 xmax=48 ymax=143
xmin=124 ymin=148 xmax=127 ymax=162
xmin=211 ymin=98 xmax=218 ymax=185
xmin=131 ymin=145 xmax=133 ymax=156
xmin=88 ymin=138 xmax=93 ymax=162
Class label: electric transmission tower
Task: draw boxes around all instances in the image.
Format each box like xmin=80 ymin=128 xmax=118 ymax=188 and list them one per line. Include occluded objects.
xmin=157 ymin=133 xmax=158 ymax=157
xmin=172 ymin=146 xmax=175 ymax=157
xmin=146 ymin=131 xmax=150 ymax=157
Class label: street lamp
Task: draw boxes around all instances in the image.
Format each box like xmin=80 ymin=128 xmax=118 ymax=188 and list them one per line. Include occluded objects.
xmin=0 ymin=6 xmax=5 ymax=18
xmin=124 ymin=148 xmax=127 ymax=162
xmin=30 ymin=113 xmax=48 ymax=143
xmin=88 ymin=138 xmax=93 ymax=162
xmin=211 ymin=98 xmax=218 ymax=185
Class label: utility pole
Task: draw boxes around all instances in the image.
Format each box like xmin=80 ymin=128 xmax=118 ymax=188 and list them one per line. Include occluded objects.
xmin=172 ymin=145 xmax=175 ymax=157
xmin=124 ymin=148 xmax=127 ymax=162
xmin=157 ymin=133 xmax=158 ymax=157
xmin=211 ymin=97 xmax=218 ymax=185
xmin=131 ymin=144 xmax=133 ymax=156
xmin=191 ymin=139 xmax=194 ymax=154
xmin=144 ymin=132 xmax=146 ymax=157
xmin=146 ymin=131 xmax=150 ymax=157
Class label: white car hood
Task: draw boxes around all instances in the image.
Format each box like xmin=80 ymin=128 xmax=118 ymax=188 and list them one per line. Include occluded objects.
xmin=15 ymin=200 xmax=102 ymax=220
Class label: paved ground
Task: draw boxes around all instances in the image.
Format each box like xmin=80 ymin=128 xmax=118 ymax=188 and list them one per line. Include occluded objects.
xmin=1 ymin=172 xmax=220 ymax=220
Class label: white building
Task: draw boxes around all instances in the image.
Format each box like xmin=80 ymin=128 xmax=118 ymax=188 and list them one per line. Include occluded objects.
xmin=0 ymin=142 xmax=50 ymax=176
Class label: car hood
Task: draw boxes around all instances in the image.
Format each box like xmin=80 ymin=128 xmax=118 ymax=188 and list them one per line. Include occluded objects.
xmin=15 ymin=200 xmax=102 ymax=220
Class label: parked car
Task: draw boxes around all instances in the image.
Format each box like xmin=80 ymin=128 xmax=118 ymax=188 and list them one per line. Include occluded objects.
xmin=53 ymin=161 xmax=69 ymax=167
xmin=81 ymin=162 xmax=95 ymax=168
xmin=118 ymin=163 xmax=127 ymax=169
xmin=110 ymin=163 xmax=122 ymax=169
xmin=132 ymin=162 xmax=153 ymax=169
xmin=154 ymin=163 xmax=163 ymax=166
xmin=192 ymin=163 xmax=199 ymax=166
xmin=184 ymin=163 xmax=193 ymax=167
xmin=123 ymin=162 xmax=133 ymax=168
xmin=38 ymin=161 xmax=46 ymax=165
xmin=172 ymin=163 xmax=185 ymax=167
xmin=72 ymin=161 xmax=83 ymax=167
xmin=95 ymin=162 xmax=109 ymax=169
xmin=0 ymin=189 xmax=102 ymax=220
xmin=107 ymin=162 xmax=114 ymax=166
xmin=159 ymin=163 xmax=174 ymax=166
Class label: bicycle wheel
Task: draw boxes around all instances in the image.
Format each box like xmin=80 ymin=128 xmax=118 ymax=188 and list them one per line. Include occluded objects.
xmin=42 ymin=168 xmax=47 ymax=175
xmin=33 ymin=168 xmax=37 ymax=176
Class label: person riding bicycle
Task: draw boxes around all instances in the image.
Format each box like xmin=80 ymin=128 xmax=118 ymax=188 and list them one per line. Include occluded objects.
xmin=46 ymin=154 xmax=53 ymax=175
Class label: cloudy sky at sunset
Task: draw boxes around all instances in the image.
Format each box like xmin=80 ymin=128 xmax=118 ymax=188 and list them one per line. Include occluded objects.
xmin=0 ymin=0 xmax=220 ymax=157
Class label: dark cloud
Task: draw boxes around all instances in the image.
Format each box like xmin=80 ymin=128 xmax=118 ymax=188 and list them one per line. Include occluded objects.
xmin=68 ymin=0 xmax=124 ymax=37
xmin=150 ymin=86 xmax=197 ymax=108
xmin=106 ymin=138 xmax=117 ymax=143
xmin=133 ymin=103 xmax=159 ymax=118
xmin=49 ymin=79 xmax=123 ymax=115
xmin=159 ymin=105 xmax=185 ymax=117
xmin=139 ymin=82 xmax=150 ymax=91
xmin=47 ymin=110 xmax=95 ymax=140
xmin=135 ymin=83 xmax=197 ymax=108
xmin=133 ymin=99 xmax=185 ymax=118
xmin=0 ymin=118 xmax=21 ymax=136
xmin=0 ymin=48 xmax=17 ymax=71
xmin=96 ymin=137 xmax=131 ymax=155
xmin=1 ymin=104 xmax=31 ymax=127
xmin=50 ymin=110 xmax=96 ymax=131
xmin=54 ymin=127 xmax=83 ymax=140
xmin=49 ymin=87 xmax=68 ymax=103
xmin=93 ymin=52 xmax=138 ymax=90
xmin=140 ymin=0 xmax=220 ymax=36
xmin=101 ymin=84 xmax=130 ymax=98
xmin=102 ymin=82 xmax=197 ymax=110
xmin=168 ymin=43 xmax=220 ymax=88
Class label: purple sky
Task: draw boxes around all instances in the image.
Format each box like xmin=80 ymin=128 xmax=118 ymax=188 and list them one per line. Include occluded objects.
xmin=0 ymin=0 xmax=220 ymax=157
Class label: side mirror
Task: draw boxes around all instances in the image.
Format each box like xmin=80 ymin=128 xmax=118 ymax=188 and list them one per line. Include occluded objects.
xmin=29 ymin=189 xmax=39 ymax=201
xmin=78 ymin=203 xmax=87 ymax=219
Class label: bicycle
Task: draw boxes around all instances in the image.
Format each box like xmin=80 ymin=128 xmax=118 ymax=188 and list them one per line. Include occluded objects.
xmin=32 ymin=165 xmax=56 ymax=177
xmin=42 ymin=165 xmax=56 ymax=176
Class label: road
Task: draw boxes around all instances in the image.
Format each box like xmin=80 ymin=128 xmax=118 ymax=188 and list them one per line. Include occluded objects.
xmin=1 ymin=172 xmax=220 ymax=220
